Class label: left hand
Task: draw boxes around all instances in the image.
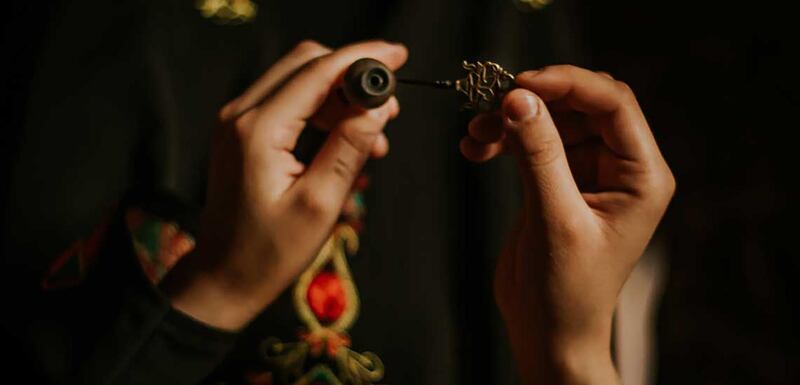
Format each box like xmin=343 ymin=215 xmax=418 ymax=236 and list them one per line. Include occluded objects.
xmin=160 ymin=40 xmax=407 ymax=331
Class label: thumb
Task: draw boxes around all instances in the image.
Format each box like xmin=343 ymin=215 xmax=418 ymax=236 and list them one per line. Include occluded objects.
xmin=502 ymin=88 xmax=584 ymax=219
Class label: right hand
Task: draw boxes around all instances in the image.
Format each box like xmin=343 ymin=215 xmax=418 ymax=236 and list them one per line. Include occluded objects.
xmin=160 ymin=40 xmax=408 ymax=331
xmin=461 ymin=66 xmax=675 ymax=384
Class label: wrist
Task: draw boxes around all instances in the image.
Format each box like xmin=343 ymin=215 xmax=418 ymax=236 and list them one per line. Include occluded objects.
xmin=507 ymin=315 xmax=619 ymax=385
xmin=158 ymin=238 xmax=282 ymax=331
xmin=158 ymin=251 xmax=263 ymax=331
xmin=547 ymin=332 xmax=618 ymax=385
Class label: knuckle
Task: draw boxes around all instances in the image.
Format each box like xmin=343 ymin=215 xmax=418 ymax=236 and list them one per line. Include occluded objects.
xmin=301 ymin=55 xmax=329 ymax=76
xmin=545 ymin=64 xmax=580 ymax=77
xmin=332 ymin=156 xmax=357 ymax=181
xmin=293 ymin=40 xmax=328 ymax=57
xmin=218 ymin=100 xmax=240 ymax=122
xmin=614 ymin=80 xmax=636 ymax=99
xmin=522 ymin=138 xmax=563 ymax=168
xmin=660 ymin=169 xmax=677 ymax=202
xmin=340 ymin=124 xmax=380 ymax=154
xmin=550 ymin=215 xmax=588 ymax=243
xmin=366 ymin=105 xmax=391 ymax=123
xmin=639 ymin=173 xmax=661 ymax=194
xmin=597 ymin=70 xmax=614 ymax=80
xmin=231 ymin=110 xmax=256 ymax=137
xmin=641 ymin=168 xmax=677 ymax=204
xmin=663 ymin=167 xmax=677 ymax=193
xmin=561 ymin=64 xmax=583 ymax=73
xmin=295 ymin=189 xmax=335 ymax=218
xmin=517 ymin=69 xmax=540 ymax=80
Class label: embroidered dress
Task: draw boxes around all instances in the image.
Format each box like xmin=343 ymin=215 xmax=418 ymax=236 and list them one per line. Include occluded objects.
xmin=44 ymin=176 xmax=380 ymax=385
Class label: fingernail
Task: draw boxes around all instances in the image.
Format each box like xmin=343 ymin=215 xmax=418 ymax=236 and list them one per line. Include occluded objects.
xmin=504 ymin=91 xmax=538 ymax=123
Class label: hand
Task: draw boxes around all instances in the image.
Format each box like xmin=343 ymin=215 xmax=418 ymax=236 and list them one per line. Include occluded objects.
xmin=460 ymin=66 xmax=675 ymax=384
xmin=160 ymin=40 xmax=408 ymax=331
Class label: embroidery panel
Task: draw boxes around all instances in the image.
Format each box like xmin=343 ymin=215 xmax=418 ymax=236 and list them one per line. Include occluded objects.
xmin=43 ymin=175 xmax=380 ymax=385
xmin=250 ymin=175 xmax=383 ymax=385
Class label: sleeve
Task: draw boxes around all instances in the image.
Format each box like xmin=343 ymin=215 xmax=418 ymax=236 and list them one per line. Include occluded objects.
xmin=5 ymin=203 xmax=239 ymax=385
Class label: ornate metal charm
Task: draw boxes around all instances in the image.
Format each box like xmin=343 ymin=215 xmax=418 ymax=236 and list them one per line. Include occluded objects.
xmin=455 ymin=61 xmax=515 ymax=111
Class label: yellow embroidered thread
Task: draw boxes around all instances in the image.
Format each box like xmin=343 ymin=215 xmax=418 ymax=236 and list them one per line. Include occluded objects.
xmin=196 ymin=0 xmax=257 ymax=24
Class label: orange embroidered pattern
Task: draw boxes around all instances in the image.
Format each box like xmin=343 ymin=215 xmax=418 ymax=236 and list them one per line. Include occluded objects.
xmin=43 ymin=208 xmax=195 ymax=289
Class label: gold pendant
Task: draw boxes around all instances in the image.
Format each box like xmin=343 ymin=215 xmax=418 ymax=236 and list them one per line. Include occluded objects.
xmin=196 ymin=0 xmax=257 ymax=24
xmin=456 ymin=60 xmax=516 ymax=111
xmin=397 ymin=60 xmax=515 ymax=112
xmin=514 ymin=0 xmax=553 ymax=11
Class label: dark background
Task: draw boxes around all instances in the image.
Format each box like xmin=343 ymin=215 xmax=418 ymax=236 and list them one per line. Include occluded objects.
xmin=2 ymin=1 xmax=798 ymax=384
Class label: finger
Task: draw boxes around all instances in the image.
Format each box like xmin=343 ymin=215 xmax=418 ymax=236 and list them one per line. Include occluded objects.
xmin=459 ymin=136 xmax=504 ymax=163
xmin=502 ymin=88 xmax=585 ymax=218
xmin=220 ymin=40 xmax=332 ymax=120
xmin=290 ymin=96 xmax=399 ymax=221
xmin=468 ymin=113 xmax=505 ymax=143
xmin=597 ymin=70 xmax=614 ymax=80
xmin=516 ymin=65 xmax=657 ymax=163
xmin=311 ymin=86 xmax=400 ymax=131
xmin=370 ymin=133 xmax=390 ymax=158
xmin=256 ymin=40 xmax=407 ymax=137
xmin=517 ymin=66 xmax=632 ymax=114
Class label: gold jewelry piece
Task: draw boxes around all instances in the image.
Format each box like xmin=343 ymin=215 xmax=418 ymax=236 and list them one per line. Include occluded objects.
xmin=514 ymin=0 xmax=553 ymax=11
xmin=196 ymin=0 xmax=257 ymax=24
xmin=398 ymin=60 xmax=515 ymax=111
xmin=455 ymin=60 xmax=516 ymax=111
